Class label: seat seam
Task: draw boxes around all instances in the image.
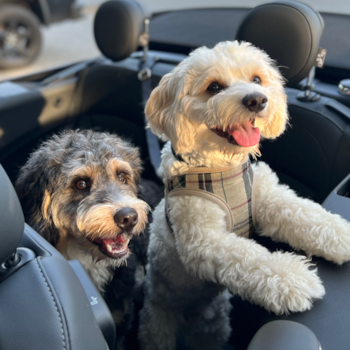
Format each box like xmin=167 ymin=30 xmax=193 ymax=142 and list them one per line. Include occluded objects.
xmin=24 ymin=224 xmax=53 ymax=257
xmin=35 ymin=259 xmax=67 ymax=350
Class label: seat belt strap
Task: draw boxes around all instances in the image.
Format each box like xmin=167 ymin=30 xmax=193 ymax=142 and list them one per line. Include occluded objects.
xmin=138 ymin=56 xmax=162 ymax=172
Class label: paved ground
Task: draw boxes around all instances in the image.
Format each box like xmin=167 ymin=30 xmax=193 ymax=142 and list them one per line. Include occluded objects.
xmin=0 ymin=0 xmax=349 ymax=82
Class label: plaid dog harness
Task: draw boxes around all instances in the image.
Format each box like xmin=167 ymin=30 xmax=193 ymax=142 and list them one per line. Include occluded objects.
xmin=165 ymin=158 xmax=255 ymax=238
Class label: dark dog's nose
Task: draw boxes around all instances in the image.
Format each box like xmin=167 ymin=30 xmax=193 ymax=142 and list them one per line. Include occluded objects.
xmin=114 ymin=208 xmax=138 ymax=230
xmin=242 ymin=93 xmax=268 ymax=112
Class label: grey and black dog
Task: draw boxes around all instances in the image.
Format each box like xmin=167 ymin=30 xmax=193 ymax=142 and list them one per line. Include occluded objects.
xmin=15 ymin=129 xmax=163 ymax=348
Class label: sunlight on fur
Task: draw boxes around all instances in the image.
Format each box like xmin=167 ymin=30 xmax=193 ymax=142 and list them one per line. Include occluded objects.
xmin=139 ymin=41 xmax=350 ymax=350
xmin=146 ymin=41 xmax=288 ymax=169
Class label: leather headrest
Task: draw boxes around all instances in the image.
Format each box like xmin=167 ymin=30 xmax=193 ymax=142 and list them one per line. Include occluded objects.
xmin=0 ymin=165 xmax=24 ymax=264
xmin=236 ymin=1 xmax=324 ymax=86
xmin=94 ymin=0 xmax=149 ymax=62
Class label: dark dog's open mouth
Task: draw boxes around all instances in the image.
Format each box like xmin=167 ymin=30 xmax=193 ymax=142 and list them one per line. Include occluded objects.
xmin=211 ymin=118 xmax=260 ymax=147
xmin=88 ymin=234 xmax=131 ymax=259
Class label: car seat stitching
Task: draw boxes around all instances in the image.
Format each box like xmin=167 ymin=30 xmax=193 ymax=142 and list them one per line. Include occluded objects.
xmin=35 ymin=259 xmax=67 ymax=350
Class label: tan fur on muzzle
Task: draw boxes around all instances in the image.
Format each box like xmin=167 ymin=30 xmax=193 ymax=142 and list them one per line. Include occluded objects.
xmin=76 ymin=198 xmax=150 ymax=240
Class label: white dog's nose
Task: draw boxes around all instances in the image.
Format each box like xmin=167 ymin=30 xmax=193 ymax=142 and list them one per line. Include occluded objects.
xmin=242 ymin=92 xmax=268 ymax=113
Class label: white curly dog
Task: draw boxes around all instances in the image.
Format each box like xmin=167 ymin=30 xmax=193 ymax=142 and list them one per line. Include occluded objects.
xmin=138 ymin=41 xmax=350 ymax=350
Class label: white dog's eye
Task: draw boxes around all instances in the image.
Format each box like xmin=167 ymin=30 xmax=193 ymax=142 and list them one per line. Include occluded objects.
xmin=252 ymin=76 xmax=262 ymax=85
xmin=118 ymin=173 xmax=127 ymax=184
xmin=207 ymin=82 xmax=224 ymax=93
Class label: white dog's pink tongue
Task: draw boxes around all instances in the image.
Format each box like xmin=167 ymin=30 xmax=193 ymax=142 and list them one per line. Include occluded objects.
xmin=228 ymin=121 xmax=260 ymax=147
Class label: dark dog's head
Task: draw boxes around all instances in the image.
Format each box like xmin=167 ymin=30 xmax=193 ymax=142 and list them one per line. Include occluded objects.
xmin=16 ymin=130 xmax=150 ymax=267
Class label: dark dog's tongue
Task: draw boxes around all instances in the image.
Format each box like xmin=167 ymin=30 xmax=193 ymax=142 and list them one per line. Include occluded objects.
xmin=103 ymin=235 xmax=125 ymax=245
xmin=227 ymin=121 xmax=260 ymax=147
xmin=93 ymin=235 xmax=129 ymax=258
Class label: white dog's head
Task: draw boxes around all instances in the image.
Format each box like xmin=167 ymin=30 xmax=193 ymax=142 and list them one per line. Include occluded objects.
xmin=146 ymin=41 xmax=288 ymax=165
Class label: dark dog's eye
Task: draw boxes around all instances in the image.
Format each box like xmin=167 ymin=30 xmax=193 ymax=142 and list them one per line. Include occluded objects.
xmin=252 ymin=76 xmax=262 ymax=85
xmin=118 ymin=173 xmax=126 ymax=184
xmin=207 ymin=82 xmax=224 ymax=93
xmin=76 ymin=180 xmax=87 ymax=190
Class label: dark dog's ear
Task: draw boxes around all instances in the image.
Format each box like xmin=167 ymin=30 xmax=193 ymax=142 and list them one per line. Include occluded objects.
xmin=15 ymin=154 xmax=60 ymax=247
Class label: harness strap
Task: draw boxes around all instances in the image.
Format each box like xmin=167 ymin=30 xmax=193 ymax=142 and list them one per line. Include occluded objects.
xmin=171 ymin=146 xmax=186 ymax=163
xmin=165 ymin=187 xmax=235 ymax=236
xmin=164 ymin=158 xmax=254 ymax=238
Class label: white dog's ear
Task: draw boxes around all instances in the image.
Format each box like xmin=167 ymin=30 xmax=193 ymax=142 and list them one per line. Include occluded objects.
xmin=145 ymin=72 xmax=178 ymax=139
xmin=262 ymin=91 xmax=289 ymax=139
xmin=259 ymin=63 xmax=289 ymax=139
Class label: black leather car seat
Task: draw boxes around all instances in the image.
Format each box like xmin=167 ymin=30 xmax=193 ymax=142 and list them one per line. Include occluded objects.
xmin=0 ymin=164 xmax=113 ymax=350
xmin=76 ymin=0 xmax=160 ymax=181
xmin=230 ymin=5 xmax=350 ymax=350
xmin=237 ymin=1 xmax=350 ymax=203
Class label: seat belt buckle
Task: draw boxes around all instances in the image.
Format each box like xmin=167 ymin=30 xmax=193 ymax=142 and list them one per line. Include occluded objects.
xmin=138 ymin=68 xmax=152 ymax=81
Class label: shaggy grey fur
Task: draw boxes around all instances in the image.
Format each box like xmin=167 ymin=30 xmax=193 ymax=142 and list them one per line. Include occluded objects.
xmin=15 ymin=129 xmax=143 ymax=247
xmin=15 ymin=129 xmax=153 ymax=347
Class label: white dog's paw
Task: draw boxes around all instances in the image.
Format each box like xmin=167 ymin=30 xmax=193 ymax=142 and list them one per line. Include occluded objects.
xmin=310 ymin=217 xmax=350 ymax=265
xmin=253 ymin=252 xmax=325 ymax=315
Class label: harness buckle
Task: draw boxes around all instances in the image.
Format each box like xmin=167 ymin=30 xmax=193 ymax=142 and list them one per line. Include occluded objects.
xmin=138 ymin=68 xmax=152 ymax=81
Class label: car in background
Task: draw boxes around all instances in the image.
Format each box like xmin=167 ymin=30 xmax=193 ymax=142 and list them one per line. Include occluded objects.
xmin=0 ymin=0 xmax=82 ymax=68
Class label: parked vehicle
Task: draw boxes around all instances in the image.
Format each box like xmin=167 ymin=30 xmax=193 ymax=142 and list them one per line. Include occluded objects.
xmin=0 ymin=0 xmax=81 ymax=68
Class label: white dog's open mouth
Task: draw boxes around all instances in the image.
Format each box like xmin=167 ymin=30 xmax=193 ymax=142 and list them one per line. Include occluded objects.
xmin=88 ymin=234 xmax=131 ymax=259
xmin=211 ymin=118 xmax=260 ymax=147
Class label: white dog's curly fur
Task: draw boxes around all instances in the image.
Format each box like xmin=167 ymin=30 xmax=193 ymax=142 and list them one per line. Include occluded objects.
xmin=138 ymin=41 xmax=350 ymax=350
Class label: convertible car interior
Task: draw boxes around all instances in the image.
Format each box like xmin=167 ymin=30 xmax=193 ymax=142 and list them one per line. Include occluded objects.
xmin=1 ymin=0 xmax=350 ymax=349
